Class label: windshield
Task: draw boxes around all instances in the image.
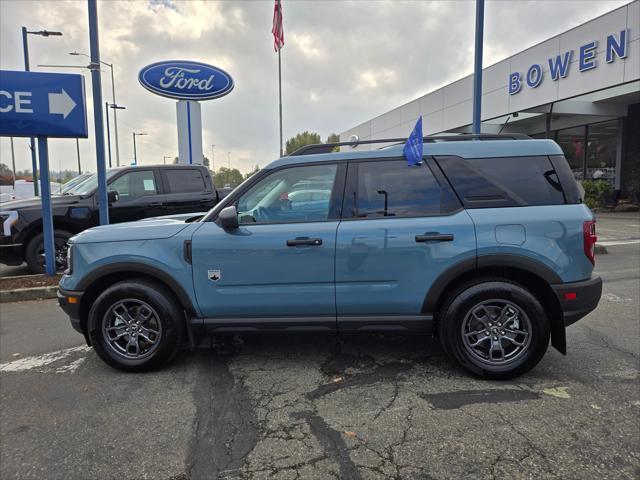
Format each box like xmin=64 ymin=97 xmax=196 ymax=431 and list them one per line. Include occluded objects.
xmin=64 ymin=170 xmax=120 ymax=195
xmin=60 ymin=174 xmax=91 ymax=195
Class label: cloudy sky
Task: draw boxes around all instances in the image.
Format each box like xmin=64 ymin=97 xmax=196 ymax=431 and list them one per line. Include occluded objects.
xmin=0 ymin=0 xmax=630 ymax=175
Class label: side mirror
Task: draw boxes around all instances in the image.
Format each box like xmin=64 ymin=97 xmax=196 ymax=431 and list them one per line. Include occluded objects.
xmin=218 ymin=205 xmax=239 ymax=230
xmin=107 ymin=190 xmax=119 ymax=203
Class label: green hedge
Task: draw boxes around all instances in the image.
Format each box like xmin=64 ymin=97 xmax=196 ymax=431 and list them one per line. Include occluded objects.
xmin=581 ymin=180 xmax=613 ymax=209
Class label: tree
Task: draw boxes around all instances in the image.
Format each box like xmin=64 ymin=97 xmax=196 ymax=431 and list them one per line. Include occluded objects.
xmin=285 ymin=131 xmax=321 ymax=155
xmin=244 ymin=165 xmax=260 ymax=180
xmin=202 ymin=155 xmax=210 ymax=168
xmin=326 ymin=133 xmax=340 ymax=144
xmin=214 ymin=166 xmax=244 ymax=188
xmin=326 ymin=133 xmax=340 ymax=152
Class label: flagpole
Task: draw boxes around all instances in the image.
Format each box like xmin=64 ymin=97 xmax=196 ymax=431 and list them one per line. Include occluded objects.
xmin=278 ymin=46 xmax=283 ymax=157
xmin=277 ymin=0 xmax=283 ymax=158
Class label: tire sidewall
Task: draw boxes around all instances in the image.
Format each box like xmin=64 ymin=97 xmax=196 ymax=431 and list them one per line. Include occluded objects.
xmin=25 ymin=229 xmax=71 ymax=274
xmin=440 ymin=281 xmax=550 ymax=379
xmin=87 ymin=280 xmax=183 ymax=372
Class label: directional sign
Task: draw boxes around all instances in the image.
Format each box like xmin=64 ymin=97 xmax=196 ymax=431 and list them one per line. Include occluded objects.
xmin=0 ymin=70 xmax=88 ymax=138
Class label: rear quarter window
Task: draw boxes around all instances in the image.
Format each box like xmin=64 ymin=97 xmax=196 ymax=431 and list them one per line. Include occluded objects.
xmin=435 ymin=155 xmax=566 ymax=208
xmin=165 ymin=169 xmax=207 ymax=194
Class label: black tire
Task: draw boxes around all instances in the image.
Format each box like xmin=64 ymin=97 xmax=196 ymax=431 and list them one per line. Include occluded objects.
xmin=87 ymin=278 xmax=185 ymax=372
xmin=438 ymin=280 xmax=550 ymax=380
xmin=25 ymin=229 xmax=73 ymax=274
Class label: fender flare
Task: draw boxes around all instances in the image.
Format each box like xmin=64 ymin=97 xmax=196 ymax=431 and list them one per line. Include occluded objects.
xmin=423 ymin=254 xmax=566 ymax=354
xmin=76 ymin=262 xmax=198 ymax=317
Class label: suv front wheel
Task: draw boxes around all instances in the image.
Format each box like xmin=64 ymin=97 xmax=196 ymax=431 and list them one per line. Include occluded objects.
xmin=87 ymin=279 xmax=184 ymax=372
xmin=439 ymin=280 xmax=550 ymax=379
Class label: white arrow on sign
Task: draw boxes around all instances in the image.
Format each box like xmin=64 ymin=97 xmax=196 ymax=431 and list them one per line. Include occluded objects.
xmin=48 ymin=89 xmax=76 ymax=119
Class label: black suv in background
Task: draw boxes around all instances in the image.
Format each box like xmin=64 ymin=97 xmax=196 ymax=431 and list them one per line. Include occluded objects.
xmin=0 ymin=164 xmax=218 ymax=273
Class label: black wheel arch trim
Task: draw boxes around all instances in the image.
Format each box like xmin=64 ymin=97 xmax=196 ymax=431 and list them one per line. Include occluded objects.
xmin=75 ymin=262 xmax=198 ymax=317
xmin=424 ymin=254 xmax=562 ymax=312
xmin=424 ymin=253 xmax=566 ymax=354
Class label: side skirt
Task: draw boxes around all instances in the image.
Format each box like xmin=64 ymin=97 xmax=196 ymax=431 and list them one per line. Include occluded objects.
xmin=191 ymin=315 xmax=433 ymax=335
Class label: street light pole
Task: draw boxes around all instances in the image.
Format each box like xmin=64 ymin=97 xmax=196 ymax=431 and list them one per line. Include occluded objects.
xmin=21 ymin=27 xmax=38 ymax=196
xmin=70 ymin=52 xmax=120 ymax=165
xmin=75 ymin=138 xmax=81 ymax=175
xmin=132 ymin=132 xmax=148 ymax=165
xmin=87 ymin=0 xmax=109 ymax=225
xmin=21 ymin=28 xmax=62 ymax=195
xmin=105 ymin=102 xmax=112 ymax=168
xmin=211 ymin=144 xmax=215 ymax=171
xmin=133 ymin=132 xmax=137 ymax=165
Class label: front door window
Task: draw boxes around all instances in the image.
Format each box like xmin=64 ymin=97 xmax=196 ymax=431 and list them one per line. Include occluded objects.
xmin=236 ymin=164 xmax=337 ymax=224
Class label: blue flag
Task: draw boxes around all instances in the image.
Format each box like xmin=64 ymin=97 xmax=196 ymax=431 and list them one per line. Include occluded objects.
xmin=403 ymin=117 xmax=423 ymax=166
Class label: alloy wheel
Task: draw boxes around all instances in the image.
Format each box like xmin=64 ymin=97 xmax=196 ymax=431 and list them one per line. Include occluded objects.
xmin=461 ymin=299 xmax=532 ymax=365
xmin=102 ymin=299 xmax=163 ymax=360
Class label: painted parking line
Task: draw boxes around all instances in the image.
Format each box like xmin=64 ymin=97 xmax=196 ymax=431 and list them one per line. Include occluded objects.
xmin=0 ymin=345 xmax=90 ymax=373
xmin=597 ymin=240 xmax=640 ymax=247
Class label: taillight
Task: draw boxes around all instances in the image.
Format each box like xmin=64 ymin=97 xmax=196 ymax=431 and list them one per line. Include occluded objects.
xmin=583 ymin=220 xmax=597 ymax=265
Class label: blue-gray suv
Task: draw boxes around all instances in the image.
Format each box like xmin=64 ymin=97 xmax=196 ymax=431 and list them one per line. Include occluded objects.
xmin=58 ymin=134 xmax=602 ymax=379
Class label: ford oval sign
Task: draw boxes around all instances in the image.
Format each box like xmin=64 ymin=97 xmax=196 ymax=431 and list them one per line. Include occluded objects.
xmin=138 ymin=60 xmax=234 ymax=101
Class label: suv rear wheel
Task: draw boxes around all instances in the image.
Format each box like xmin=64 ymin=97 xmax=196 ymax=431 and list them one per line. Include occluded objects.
xmin=438 ymin=280 xmax=550 ymax=379
xmin=87 ymin=279 xmax=184 ymax=372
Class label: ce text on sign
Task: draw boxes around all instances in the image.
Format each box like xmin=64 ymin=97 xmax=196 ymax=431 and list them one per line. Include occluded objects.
xmin=0 ymin=70 xmax=88 ymax=138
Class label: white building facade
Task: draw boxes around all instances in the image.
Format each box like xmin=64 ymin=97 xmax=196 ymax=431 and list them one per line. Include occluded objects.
xmin=341 ymin=1 xmax=640 ymax=201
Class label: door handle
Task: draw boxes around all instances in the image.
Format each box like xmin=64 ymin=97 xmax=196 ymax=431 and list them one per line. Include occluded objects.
xmin=286 ymin=237 xmax=323 ymax=247
xmin=149 ymin=202 xmax=164 ymax=207
xmin=415 ymin=233 xmax=454 ymax=242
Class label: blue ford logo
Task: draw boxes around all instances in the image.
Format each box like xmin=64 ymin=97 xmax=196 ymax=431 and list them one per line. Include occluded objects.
xmin=138 ymin=60 xmax=234 ymax=101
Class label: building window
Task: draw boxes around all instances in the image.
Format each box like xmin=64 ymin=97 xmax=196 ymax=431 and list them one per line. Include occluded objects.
xmin=586 ymin=120 xmax=618 ymax=186
xmin=556 ymin=126 xmax=586 ymax=180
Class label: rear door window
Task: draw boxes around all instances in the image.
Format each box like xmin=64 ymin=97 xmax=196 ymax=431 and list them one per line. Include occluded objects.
xmin=435 ymin=156 xmax=566 ymax=208
xmin=164 ymin=169 xmax=207 ymax=194
xmin=345 ymin=159 xmax=460 ymax=218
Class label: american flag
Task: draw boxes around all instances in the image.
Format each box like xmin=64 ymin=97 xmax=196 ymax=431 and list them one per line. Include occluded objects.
xmin=272 ymin=0 xmax=284 ymax=52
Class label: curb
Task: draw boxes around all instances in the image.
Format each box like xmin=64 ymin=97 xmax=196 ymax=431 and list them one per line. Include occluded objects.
xmin=0 ymin=286 xmax=58 ymax=303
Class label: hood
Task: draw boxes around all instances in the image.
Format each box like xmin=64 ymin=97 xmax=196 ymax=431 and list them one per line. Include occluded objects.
xmin=0 ymin=195 xmax=85 ymax=211
xmin=71 ymin=216 xmax=192 ymax=244
xmin=140 ymin=212 xmax=206 ymax=222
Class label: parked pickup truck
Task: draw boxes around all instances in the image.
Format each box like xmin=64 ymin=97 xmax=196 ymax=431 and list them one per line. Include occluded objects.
xmin=0 ymin=164 xmax=218 ymax=273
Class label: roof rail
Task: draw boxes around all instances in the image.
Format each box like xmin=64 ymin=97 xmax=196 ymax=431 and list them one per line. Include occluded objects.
xmin=288 ymin=133 xmax=532 ymax=156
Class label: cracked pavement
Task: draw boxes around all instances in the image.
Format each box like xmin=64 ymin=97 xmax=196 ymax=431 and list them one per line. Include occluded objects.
xmin=1 ymin=241 xmax=638 ymax=479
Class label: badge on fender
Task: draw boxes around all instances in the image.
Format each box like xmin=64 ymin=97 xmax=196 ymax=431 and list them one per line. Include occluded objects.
xmin=208 ymin=269 xmax=221 ymax=281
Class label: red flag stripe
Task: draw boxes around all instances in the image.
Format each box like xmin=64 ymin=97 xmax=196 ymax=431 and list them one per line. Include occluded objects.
xmin=272 ymin=0 xmax=284 ymax=52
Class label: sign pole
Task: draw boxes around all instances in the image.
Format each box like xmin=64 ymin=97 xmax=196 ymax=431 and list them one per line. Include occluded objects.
xmin=37 ymin=137 xmax=56 ymax=276
xmin=22 ymin=27 xmax=39 ymax=196
xmin=88 ymin=0 xmax=109 ymax=225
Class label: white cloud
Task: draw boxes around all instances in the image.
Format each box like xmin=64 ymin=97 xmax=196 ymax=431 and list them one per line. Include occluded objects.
xmin=0 ymin=0 xmax=630 ymax=175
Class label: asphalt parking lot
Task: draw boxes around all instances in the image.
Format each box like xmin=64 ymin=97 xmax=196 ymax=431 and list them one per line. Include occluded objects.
xmin=0 ymin=215 xmax=638 ymax=480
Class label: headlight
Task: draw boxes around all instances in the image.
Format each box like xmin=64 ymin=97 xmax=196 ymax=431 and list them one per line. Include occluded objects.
xmin=0 ymin=211 xmax=18 ymax=237
xmin=64 ymin=244 xmax=73 ymax=275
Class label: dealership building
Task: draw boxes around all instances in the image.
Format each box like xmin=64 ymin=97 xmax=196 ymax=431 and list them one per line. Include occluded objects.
xmin=341 ymin=0 xmax=640 ymax=201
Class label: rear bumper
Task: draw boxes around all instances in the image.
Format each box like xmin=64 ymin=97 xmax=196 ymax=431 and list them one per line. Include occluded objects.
xmin=0 ymin=238 xmax=23 ymax=266
xmin=57 ymin=288 xmax=84 ymax=334
xmin=551 ymin=276 xmax=603 ymax=326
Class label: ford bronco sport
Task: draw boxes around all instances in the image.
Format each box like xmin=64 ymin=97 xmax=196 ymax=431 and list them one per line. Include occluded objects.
xmin=58 ymin=135 xmax=602 ymax=379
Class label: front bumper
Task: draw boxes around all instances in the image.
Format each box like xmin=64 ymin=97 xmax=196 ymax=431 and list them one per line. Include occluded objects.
xmin=551 ymin=276 xmax=603 ymax=326
xmin=57 ymin=288 xmax=84 ymax=334
xmin=0 ymin=237 xmax=23 ymax=266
